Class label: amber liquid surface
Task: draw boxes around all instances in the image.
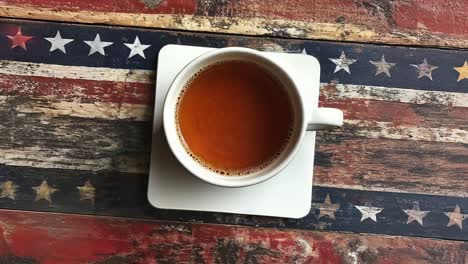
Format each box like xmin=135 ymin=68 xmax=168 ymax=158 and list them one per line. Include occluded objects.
xmin=177 ymin=60 xmax=293 ymax=175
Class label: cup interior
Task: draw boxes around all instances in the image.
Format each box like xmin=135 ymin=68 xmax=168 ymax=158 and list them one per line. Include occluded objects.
xmin=163 ymin=47 xmax=306 ymax=187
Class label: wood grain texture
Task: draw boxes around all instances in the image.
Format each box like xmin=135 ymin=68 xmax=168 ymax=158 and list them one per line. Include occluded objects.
xmin=0 ymin=209 xmax=467 ymax=264
xmin=0 ymin=19 xmax=466 ymax=197
xmin=321 ymin=83 xmax=468 ymax=108
xmin=0 ymin=62 xmax=154 ymax=105
xmin=0 ymin=104 xmax=151 ymax=173
xmin=1 ymin=165 xmax=468 ymax=241
xmin=315 ymin=135 xmax=468 ymax=197
xmin=0 ymin=93 xmax=466 ymax=196
xmin=1 ymin=0 xmax=468 ymax=48
xmin=3 ymin=61 xmax=468 ymax=107
xmin=2 ymin=19 xmax=467 ymax=93
xmin=0 ymin=18 xmax=467 ymax=244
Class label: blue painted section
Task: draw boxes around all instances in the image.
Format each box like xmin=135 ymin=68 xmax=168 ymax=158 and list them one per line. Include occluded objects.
xmin=306 ymin=42 xmax=468 ymax=93
xmin=0 ymin=164 xmax=467 ymax=241
xmin=307 ymin=186 xmax=468 ymax=240
xmin=0 ymin=21 xmax=225 ymax=70
xmin=1 ymin=20 xmax=467 ymax=93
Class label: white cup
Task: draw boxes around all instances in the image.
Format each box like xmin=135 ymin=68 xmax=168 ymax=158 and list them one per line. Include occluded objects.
xmin=163 ymin=47 xmax=343 ymax=187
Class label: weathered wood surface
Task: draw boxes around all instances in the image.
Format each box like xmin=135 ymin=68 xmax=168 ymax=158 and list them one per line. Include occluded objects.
xmin=0 ymin=20 xmax=468 ymax=244
xmin=1 ymin=166 xmax=468 ymax=241
xmin=0 ymin=19 xmax=466 ymax=194
xmin=1 ymin=0 xmax=468 ymax=48
xmin=0 ymin=18 xmax=468 ymax=244
xmin=0 ymin=209 xmax=467 ymax=264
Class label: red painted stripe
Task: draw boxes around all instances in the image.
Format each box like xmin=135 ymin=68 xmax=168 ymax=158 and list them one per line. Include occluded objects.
xmin=0 ymin=209 xmax=465 ymax=263
xmin=3 ymin=0 xmax=196 ymax=14
xmin=394 ymin=0 xmax=468 ymax=35
xmin=0 ymin=74 xmax=154 ymax=104
xmin=320 ymin=97 xmax=468 ymax=128
xmin=232 ymin=0 xmax=376 ymax=23
xmin=2 ymin=73 xmax=467 ymax=129
xmin=6 ymin=0 xmax=465 ymax=38
xmin=220 ymin=0 xmax=468 ymax=37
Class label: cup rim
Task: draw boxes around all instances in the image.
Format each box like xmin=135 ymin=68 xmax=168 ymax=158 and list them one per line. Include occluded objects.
xmin=163 ymin=47 xmax=307 ymax=187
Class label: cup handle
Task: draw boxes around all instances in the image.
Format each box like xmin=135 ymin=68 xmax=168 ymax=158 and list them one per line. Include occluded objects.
xmin=307 ymin=107 xmax=343 ymax=131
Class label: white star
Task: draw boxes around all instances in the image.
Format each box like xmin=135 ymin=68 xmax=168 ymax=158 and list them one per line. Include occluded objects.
xmin=403 ymin=202 xmax=429 ymax=226
xmin=314 ymin=194 xmax=340 ymax=220
xmin=0 ymin=181 xmax=19 ymax=200
xmin=44 ymin=30 xmax=74 ymax=54
xmin=410 ymin=58 xmax=438 ymax=80
xmin=124 ymin=36 xmax=151 ymax=59
xmin=355 ymin=205 xmax=383 ymax=222
xmin=444 ymin=205 xmax=467 ymax=229
xmin=301 ymin=48 xmax=307 ymax=55
xmin=77 ymin=180 xmax=96 ymax=203
xmin=84 ymin=34 xmax=113 ymax=56
xmin=32 ymin=180 xmax=58 ymax=204
xmin=329 ymin=51 xmax=357 ymax=74
xmin=369 ymin=55 xmax=396 ymax=77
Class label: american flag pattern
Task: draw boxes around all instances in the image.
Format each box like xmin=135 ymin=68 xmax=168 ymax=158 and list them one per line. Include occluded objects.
xmin=0 ymin=19 xmax=467 ymax=242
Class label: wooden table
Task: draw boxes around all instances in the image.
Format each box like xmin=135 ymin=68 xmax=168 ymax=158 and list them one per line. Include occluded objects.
xmin=0 ymin=1 xmax=467 ymax=263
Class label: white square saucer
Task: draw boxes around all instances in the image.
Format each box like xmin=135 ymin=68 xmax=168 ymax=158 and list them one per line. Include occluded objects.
xmin=148 ymin=45 xmax=321 ymax=218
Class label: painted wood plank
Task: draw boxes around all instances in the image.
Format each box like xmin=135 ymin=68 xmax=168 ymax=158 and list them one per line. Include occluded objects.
xmin=16 ymin=98 xmax=151 ymax=121
xmin=1 ymin=170 xmax=468 ymax=241
xmin=314 ymin=136 xmax=468 ymax=197
xmin=0 ymin=73 xmax=153 ymax=104
xmin=3 ymin=64 xmax=468 ymax=108
xmin=0 ymin=96 xmax=465 ymax=196
xmin=0 ymin=0 xmax=197 ymax=14
xmin=0 ymin=0 xmax=468 ymax=48
xmin=13 ymin=98 xmax=468 ymax=144
xmin=1 ymin=81 xmax=466 ymax=144
xmin=1 ymin=19 xmax=467 ymax=94
xmin=322 ymin=98 xmax=468 ymax=129
xmin=0 ymin=209 xmax=467 ymax=264
xmin=345 ymin=120 xmax=468 ymax=143
xmin=0 ymin=18 xmax=466 ymax=243
xmin=0 ymin=107 xmax=151 ymax=173
xmin=322 ymin=83 xmax=468 ymax=108
xmin=0 ymin=60 xmax=154 ymax=83
xmin=0 ymin=20 xmax=466 ymax=198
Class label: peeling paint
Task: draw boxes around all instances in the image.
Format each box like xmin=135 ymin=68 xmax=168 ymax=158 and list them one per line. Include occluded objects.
xmin=139 ymin=0 xmax=162 ymax=9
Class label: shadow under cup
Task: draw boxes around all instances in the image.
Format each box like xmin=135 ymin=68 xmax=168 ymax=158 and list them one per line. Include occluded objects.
xmin=163 ymin=47 xmax=307 ymax=187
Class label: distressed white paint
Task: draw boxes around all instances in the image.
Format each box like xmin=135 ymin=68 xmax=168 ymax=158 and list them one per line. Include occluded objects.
xmin=17 ymin=100 xmax=151 ymax=121
xmin=0 ymin=60 xmax=153 ymax=83
xmin=1 ymin=61 xmax=466 ymax=109
xmin=5 ymin=93 xmax=468 ymax=143
xmin=32 ymin=180 xmax=58 ymax=203
xmin=0 ymin=146 xmax=146 ymax=173
xmin=369 ymin=55 xmax=395 ymax=77
xmin=296 ymin=237 xmax=317 ymax=260
xmin=355 ymin=205 xmax=383 ymax=222
xmin=346 ymin=119 xmax=468 ymax=144
xmin=322 ymin=83 xmax=468 ymax=107
xmin=410 ymin=58 xmax=438 ymax=80
xmin=403 ymin=203 xmax=429 ymax=226
xmin=444 ymin=205 xmax=468 ymax=229
xmin=329 ymin=51 xmax=357 ymax=74
xmin=346 ymin=245 xmax=369 ymax=264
